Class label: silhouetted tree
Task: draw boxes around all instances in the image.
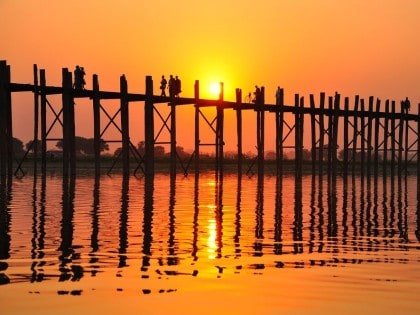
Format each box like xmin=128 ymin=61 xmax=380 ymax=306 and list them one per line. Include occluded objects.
xmin=137 ymin=141 xmax=145 ymax=156
xmin=176 ymin=146 xmax=189 ymax=159
xmin=302 ymin=149 xmax=312 ymax=161
xmin=154 ymin=145 xmax=165 ymax=158
xmin=13 ymin=137 xmax=25 ymax=157
xmin=265 ymin=151 xmax=276 ymax=160
xmin=56 ymin=137 xmax=109 ymax=155
xmin=25 ymin=139 xmax=44 ymax=153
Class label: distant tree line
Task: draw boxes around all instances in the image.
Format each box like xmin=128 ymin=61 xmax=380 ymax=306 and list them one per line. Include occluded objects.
xmin=1 ymin=138 xmax=393 ymax=162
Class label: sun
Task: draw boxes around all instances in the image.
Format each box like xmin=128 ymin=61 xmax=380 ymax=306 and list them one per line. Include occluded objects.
xmin=209 ymin=82 xmax=221 ymax=98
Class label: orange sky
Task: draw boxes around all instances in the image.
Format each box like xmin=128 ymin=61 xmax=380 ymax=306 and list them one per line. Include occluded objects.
xmin=1 ymin=0 xmax=419 ymax=153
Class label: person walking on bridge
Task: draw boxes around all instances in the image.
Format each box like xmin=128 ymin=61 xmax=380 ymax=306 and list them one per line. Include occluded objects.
xmin=160 ymin=75 xmax=167 ymax=97
xmin=168 ymin=75 xmax=175 ymax=98
xmin=175 ymin=76 xmax=181 ymax=97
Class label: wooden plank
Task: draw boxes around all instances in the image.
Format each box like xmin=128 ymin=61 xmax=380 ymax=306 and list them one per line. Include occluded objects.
xmin=92 ymin=74 xmax=100 ymax=175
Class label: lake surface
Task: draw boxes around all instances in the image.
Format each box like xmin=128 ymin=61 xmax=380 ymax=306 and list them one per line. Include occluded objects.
xmin=1 ymin=173 xmax=420 ymax=314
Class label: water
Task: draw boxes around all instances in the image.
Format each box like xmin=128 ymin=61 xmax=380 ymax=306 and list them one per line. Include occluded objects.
xmin=1 ymin=173 xmax=420 ymax=314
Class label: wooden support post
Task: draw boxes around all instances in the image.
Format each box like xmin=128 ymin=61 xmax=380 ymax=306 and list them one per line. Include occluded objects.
xmin=294 ymin=94 xmax=299 ymax=177
xmin=216 ymin=82 xmax=224 ymax=175
xmin=383 ymin=100 xmax=390 ymax=177
xmin=92 ymin=74 xmax=101 ymax=176
xmin=236 ymin=88 xmax=242 ymax=175
xmin=40 ymin=70 xmax=47 ymax=173
xmin=417 ymin=103 xmax=420 ymax=180
xmin=398 ymin=101 xmax=404 ymax=178
xmin=33 ymin=64 xmax=39 ymax=173
xmin=352 ymin=96 xmax=359 ymax=176
xmin=360 ymin=99 xmax=365 ymax=179
xmin=68 ymin=72 xmax=76 ymax=176
xmin=367 ymin=96 xmax=374 ymax=177
xmin=332 ymin=93 xmax=340 ymax=178
xmin=120 ymin=75 xmax=129 ymax=176
xmin=194 ymin=80 xmax=200 ymax=173
xmin=277 ymin=88 xmax=284 ymax=176
xmin=299 ymin=96 xmax=305 ymax=179
xmin=5 ymin=64 xmax=12 ymax=178
xmin=343 ymin=97 xmax=349 ymax=177
xmin=327 ymin=96 xmax=333 ymax=178
xmin=404 ymin=102 xmax=409 ymax=174
xmin=62 ymin=68 xmax=72 ymax=177
xmin=257 ymin=87 xmax=265 ymax=176
xmin=310 ymin=94 xmax=316 ymax=174
xmin=0 ymin=61 xmax=7 ymax=178
xmin=144 ymin=76 xmax=154 ymax=176
xmin=390 ymin=101 xmax=396 ymax=178
xmin=373 ymin=99 xmax=381 ymax=177
xmin=170 ymin=91 xmax=177 ymax=175
xmin=318 ymin=93 xmax=325 ymax=177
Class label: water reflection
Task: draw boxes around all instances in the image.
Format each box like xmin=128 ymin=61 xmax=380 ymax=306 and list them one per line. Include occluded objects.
xmin=90 ymin=175 xmax=100 ymax=275
xmin=118 ymin=176 xmax=129 ymax=269
xmin=142 ymin=176 xmax=154 ymax=271
xmin=0 ymin=177 xmax=11 ymax=285
xmin=0 ymin=172 xmax=419 ymax=290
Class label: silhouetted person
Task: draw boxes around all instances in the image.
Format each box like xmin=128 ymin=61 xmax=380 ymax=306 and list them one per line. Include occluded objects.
xmin=275 ymin=86 xmax=282 ymax=106
xmin=403 ymin=97 xmax=411 ymax=112
xmin=253 ymin=85 xmax=260 ymax=104
xmin=80 ymin=67 xmax=86 ymax=90
xmin=245 ymin=92 xmax=252 ymax=103
xmin=160 ymin=75 xmax=167 ymax=97
xmin=175 ymin=76 xmax=181 ymax=97
xmin=73 ymin=66 xmax=82 ymax=89
xmin=168 ymin=75 xmax=175 ymax=98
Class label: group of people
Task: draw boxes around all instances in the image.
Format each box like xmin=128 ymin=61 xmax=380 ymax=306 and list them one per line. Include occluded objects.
xmin=245 ymin=85 xmax=282 ymax=105
xmin=73 ymin=66 xmax=86 ymax=90
xmin=160 ymin=75 xmax=181 ymax=98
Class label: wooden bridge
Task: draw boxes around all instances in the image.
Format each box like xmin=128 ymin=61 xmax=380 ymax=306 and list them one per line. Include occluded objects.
xmin=0 ymin=60 xmax=419 ymax=180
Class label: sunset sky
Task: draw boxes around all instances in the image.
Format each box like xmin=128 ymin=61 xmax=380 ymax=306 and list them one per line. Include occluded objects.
xmin=1 ymin=0 xmax=419 ymax=153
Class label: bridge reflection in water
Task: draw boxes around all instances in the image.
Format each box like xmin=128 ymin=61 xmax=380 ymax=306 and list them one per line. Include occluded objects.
xmin=0 ymin=173 xmax=419 ymax=304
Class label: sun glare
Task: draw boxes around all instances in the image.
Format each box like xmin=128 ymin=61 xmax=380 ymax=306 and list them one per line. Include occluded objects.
xmin=209 ymin=82 xmax=221 ymax=98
